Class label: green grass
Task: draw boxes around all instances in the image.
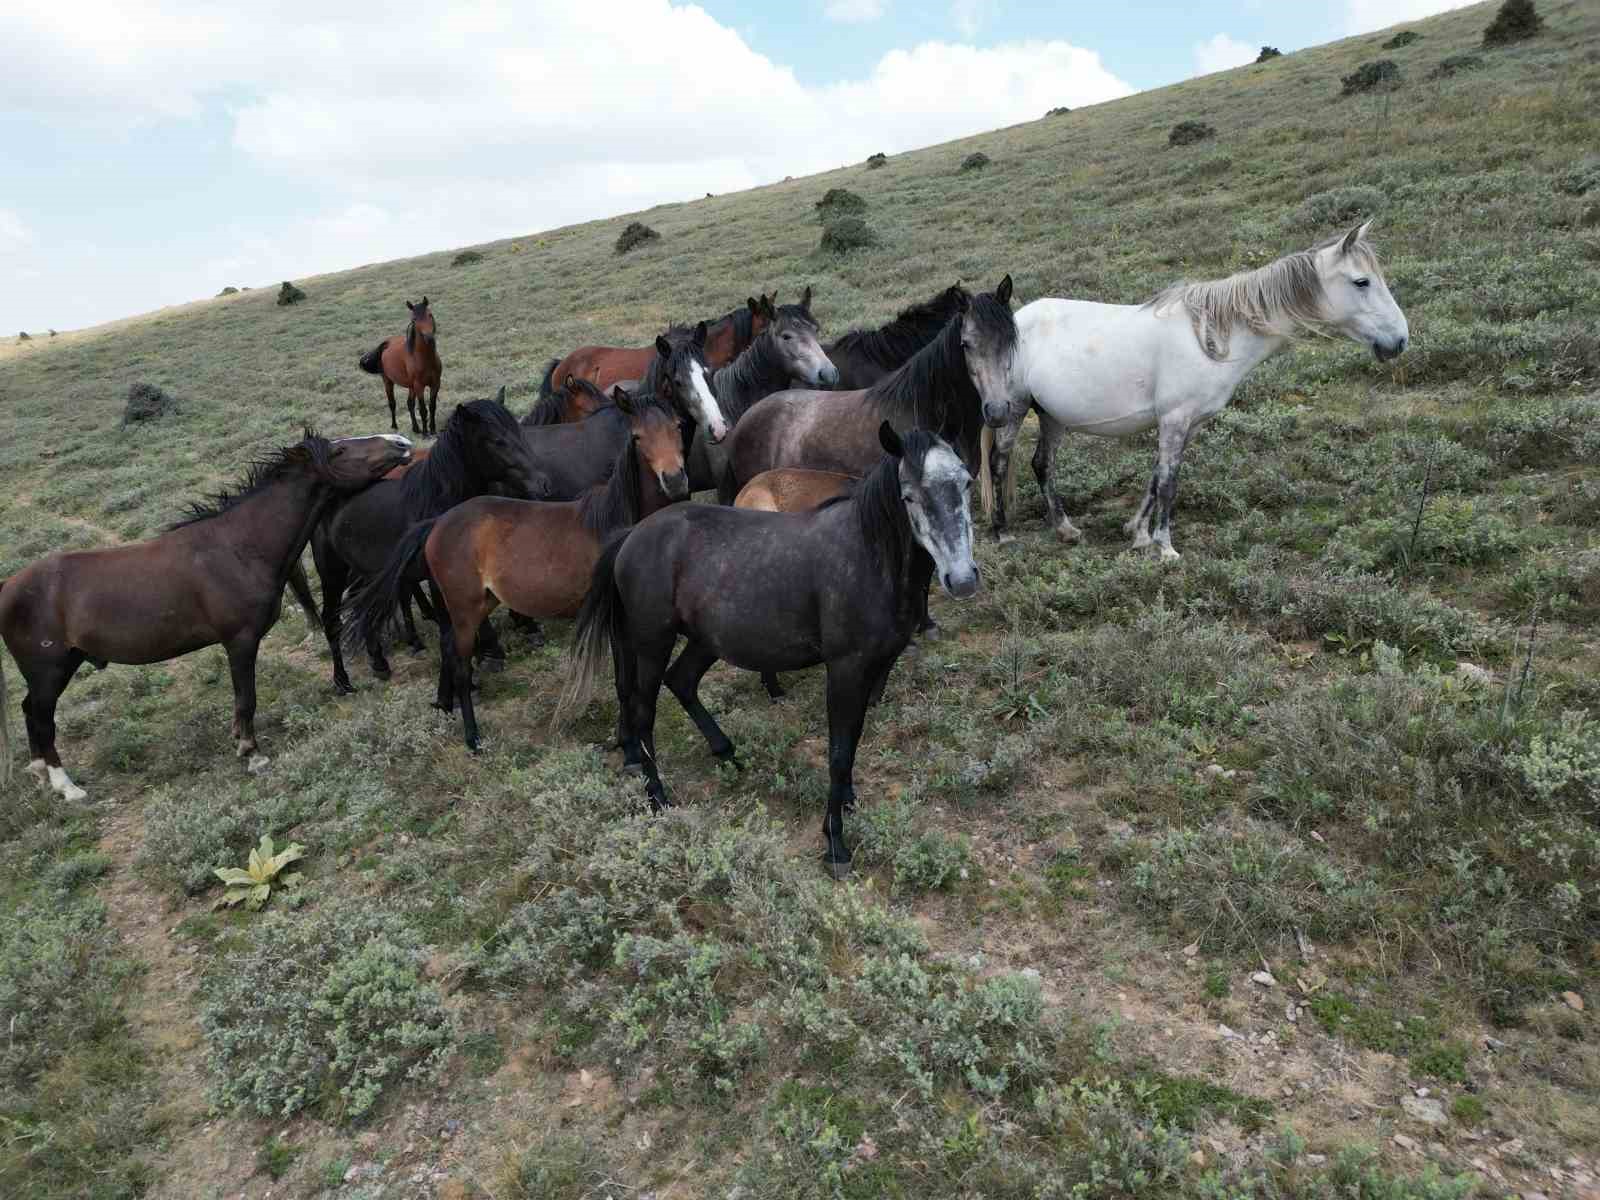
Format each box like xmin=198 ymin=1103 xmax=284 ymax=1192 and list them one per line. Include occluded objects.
xmin=3 ymin=0 xmax=1600 ymax=1194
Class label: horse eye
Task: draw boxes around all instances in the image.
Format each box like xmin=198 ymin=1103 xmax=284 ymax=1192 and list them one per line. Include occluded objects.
xmin=1353 ymin=278 xmax=1370 ymax=289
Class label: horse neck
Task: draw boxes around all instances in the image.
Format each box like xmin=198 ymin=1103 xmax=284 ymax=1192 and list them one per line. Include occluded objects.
xmin=1216 ymin=325 xmax=1288 ymax=386
xmin=842 ymin=463 xmax=925 ymax=626
xmin=206 ymin=473 xmax=332 ymax=582
xmin=713 ymin=335 xmax=788 ymax=421
xmin=875 ymin=320 xmax=980 ymax=469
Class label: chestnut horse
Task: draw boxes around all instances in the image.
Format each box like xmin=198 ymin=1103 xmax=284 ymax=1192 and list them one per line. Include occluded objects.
xmin=361 ymin=297 xmax=443 ymax=436
xmin=345 ymin=387 xmax=687 ymax=749
xmin=522 ymin=374 xmax=614 ymax=428
xmin=0 ymin=433 xmax=410 ymax=800
xmin=539 ymin=294 xmax=776 ymax=402
xmin=735 ymin=468 xmax=854 ymax=513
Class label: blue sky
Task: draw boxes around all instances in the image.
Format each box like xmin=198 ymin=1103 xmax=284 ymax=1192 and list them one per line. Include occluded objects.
xmin=0 ymin=1 xmax=1470 ymax=334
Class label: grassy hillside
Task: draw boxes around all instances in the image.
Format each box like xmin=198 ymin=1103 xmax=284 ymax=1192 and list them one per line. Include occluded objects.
xmin=5 ymin=2 xmax=1600 ymax=1196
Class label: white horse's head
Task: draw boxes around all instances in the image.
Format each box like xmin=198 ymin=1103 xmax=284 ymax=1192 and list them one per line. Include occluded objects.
xmin=1316 ymin=221 xmax=1409 ymax=361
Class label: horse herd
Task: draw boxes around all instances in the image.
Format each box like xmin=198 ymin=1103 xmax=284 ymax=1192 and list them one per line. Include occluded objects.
xmin=0 ymin=222 xmax=1408 ymax=875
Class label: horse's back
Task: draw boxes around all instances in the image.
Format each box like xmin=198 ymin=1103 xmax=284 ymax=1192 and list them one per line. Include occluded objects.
xmin=729 ymin=387 xmax=873 ymax=487
xmin=735 ymin=468 xmax=854 ymax=513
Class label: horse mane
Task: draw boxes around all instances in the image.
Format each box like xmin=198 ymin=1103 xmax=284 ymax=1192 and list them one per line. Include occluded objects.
xmin=828 ymin=285 xmax=971 ymax=368
xmin=577 ymin=390 xmax=674 ymax=538
xmin=710 ymin=328 xmax=792 ymax=423
xmin=170 ymin=430 xmax=333 ymax=528
xmin=405 ymin=320 xmax=416 ymax=354
xmin=666 ymin=300 xmax=753 ymax=347
xmin=522 ymin=386 xmax=566 ymax=427
xmin=399 ymin=396 xmax=518 ymax=519
xmin=1148 ymin=235 xmax=1383 ymax=361
xmin=862 ymin=290 xmax=1014 ymax=468
xmin=852 ymin=430 xmax=936 ymax=578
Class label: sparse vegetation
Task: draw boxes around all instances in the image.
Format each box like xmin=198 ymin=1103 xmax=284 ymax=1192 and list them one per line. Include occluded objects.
xmin=614 ymin=221 xmax=659 ymax=255
xmin=5 ymin=1 xmax=1600 ymax=1194
xmin=1341 ymin=59 xmax=1402 ymax=95
xmin=1483 ymin=0 xmax=1543 ymax=46
xmin=1430 ymin=53 xmax=1485 ymax=79
xmin=1168 ymin=119 xmax=1216 ymax=146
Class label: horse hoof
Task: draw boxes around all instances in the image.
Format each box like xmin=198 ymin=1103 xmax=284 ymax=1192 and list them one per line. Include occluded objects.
xmin=373 ymin=666 xmax=391 ymax=681
xmin=824 ymin=858 xmax=853 ymax=881
xmin=918 ymin=623 xmax=943 ymax=642
xmin=1055 ymin=523 xmax=1084 ymax=543
xmin=995 ymin=532 xmax=1017 ymax=547
xmin=478 ymin=656 xmax=507 ymax=674
xmin=1158 ymin=546 xmax=1182 ymax=562
xmin=622 ymin=761 xmax=644 ymax=776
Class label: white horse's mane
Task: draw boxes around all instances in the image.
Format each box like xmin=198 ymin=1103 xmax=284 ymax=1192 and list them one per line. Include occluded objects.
xmin=1149 ymin=233 xmax=1383 ymax=361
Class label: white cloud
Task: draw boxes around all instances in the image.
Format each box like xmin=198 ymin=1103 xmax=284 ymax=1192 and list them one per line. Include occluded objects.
xmin=824 ymin=0 xmax=886 ymax=22
xmin=1193 ymin=33 xmax=1258 ymax=76
xmin=0 ymin=0 xmax=1135 ymax=330
xmin=1344 ymin=0 xmax=1476 ymax=34
xmin=0 ymin=210 xmax=32 ymax=254
xmin=950 ymin=0 xmax=995 ymax=38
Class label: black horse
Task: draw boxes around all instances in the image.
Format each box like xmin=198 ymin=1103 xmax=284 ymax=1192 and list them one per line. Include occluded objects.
xmin=566 ymin=423 xmax=979 ymax=878
xmin=311 ymin=391 xmax=545 ymax=693
xmin=824 ymin=284 xmax=971 ymax=391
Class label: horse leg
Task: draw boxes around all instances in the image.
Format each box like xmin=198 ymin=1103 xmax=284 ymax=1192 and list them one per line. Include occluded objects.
xmin=509 ymin=611 xmax=545 ymax=645
xmin=21 ymin=651 xmax=88 ymax=801
xmin=625 ymin=636 xmax=675 ymax=811
xmin=760 ymin=670 xmax=785 ymax=702
xmin=1125 ymin=470 xmax=1160 ymax=550
xmin=821 ymin=657 xmax=879 ymax=878
xmin=989 ymin=420 xmax=1019 ymax=544
xmin=407 ymin=386 xmax=422 ymax=436
xmin=315 ymin=545 xmax=358 ymax=694
xmin=665 ymin=640 xmax=737 ymax=765
xmin=1033 ymin=410 xmax=1082 ymax=543
xmin=430 ymin=585 xmax=456 ymax=712
xmin=385 ymin=378 xmax=398 ymax=431
xmin=427 ymin=381 xmax=440 ymax=437
xmin=450 ymin=623 xmax=482 ymax=751
xmin=1150 ymin=421 xmax=1191 ymax=561
xmin=399 ymin=590 xmax=426 ymax=655
xmin=224 ymin=637 xmax=264 ymax=762
xmin=476 ymin=616 xmax=507 ymax=674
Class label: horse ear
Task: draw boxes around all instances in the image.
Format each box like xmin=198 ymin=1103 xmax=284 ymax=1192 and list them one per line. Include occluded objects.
xmin=454 ymin=403 xmax=472 ymax=422
xmin=655 ymin=334 xmax=673 ymax=358
xmin=995 ymin=274 xmax=1013 ymax=305
xmin=405 ymin=300 xmax=417 ymax=313
xmin=693 ymin=320 xmax=708 ymax=347
xmin=800 ymin=285 xmax=812 ymax=311
xmin=747 ymin=296 xmax=760 ymax=314
xmin=611 ymin=385 xmax=635 ymax=414
xmin=420 ymin=295 xmax=428 ymax=307
xmin=494 ymin=386 xmax=506 ymax=405
xmin=1340 ymin=222 xmax=1370 ymax=256
xmin=879 ymin=421 xmax=904 ymax=459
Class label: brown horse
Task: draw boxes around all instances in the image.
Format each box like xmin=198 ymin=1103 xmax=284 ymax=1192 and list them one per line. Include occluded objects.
xmin=0 ymin=433 xmax=410 ymax=800
xmin=361 ymin=298 xmax=443 ymax=436
xmin=540 ymin=294 xmax=777 ymax=401
xmin=734 ymin=468 xmax=854 ymax=512
xmin=521 ymin=376 xmax=614 ymax=428
xmin=345 ymin=388 xmax=687 ymax=749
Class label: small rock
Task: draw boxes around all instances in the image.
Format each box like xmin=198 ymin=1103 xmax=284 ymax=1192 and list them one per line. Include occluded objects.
xmin=1401 ymin=1096 xmax=1447 ymax=1127
xmin=1286 ymin=1003 xmax=1298 ymax=1023
xmin=247 ymin=754 xmax=271 ymax=774
xmin=1562 ymin=991 xmax=1584 ymax=1012
xmin=1206 ymin=764 xmax=1226 ymax=776
xmin=1415 ymin=1087 xmax=1430 ymax=1098
xmin=1190 ymin=1150 xmax=1206 ymax=1167
xmin=1182 ymin=940 xmax=1201 ymax=958
xmin=1485 ymin=1036 xmax=1507 ymax=1052
xmin=1456 ymin=662 xmax=1495 ymax=685
xmin=1522 ymin=1192 xmax=1551 ymax=1200
xmin=1394 ymin=1133 xmax=1422 ymax=1153
xmin=1251 ymin=971 xmax=1277 ymax=988
xmin=1305 ymin=1154 xmax=1326 ymax=1166
xmin=1309 ymin=830 xmax=1325 ymax=844
xmin=1218 ymin=1023 xmax=1239 ymax=1040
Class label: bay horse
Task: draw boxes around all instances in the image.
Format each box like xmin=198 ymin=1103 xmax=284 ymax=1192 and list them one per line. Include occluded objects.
xmin=0 ymin=433 xmax=410 ymax=800
xmin=360 ymin=298 xmax=443 ymax=436
xmin=563 ymin=424 xmax=978 ymax=878
xmin=734 ymin=468 xmax=854 ymax=513
xmin=685 ymin=290 xmax=837 ymax=492
xmin=522 ymin=373 xmax=614 ymax=428
xmin=981 ymin=223 xmax=1409 ymax=556
xmin=311 ymin=392 xmax=546 ymax=694
xmin=542 ymin=294 xmax=776 ymax=400
xmin=825 ymin=283 xmax=971 ymax=391
xmin=346 ymin=387 xmax=687 ymax=750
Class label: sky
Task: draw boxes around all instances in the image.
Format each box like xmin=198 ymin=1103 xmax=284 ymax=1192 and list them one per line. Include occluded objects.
xmin=0 ymin=0 xmax=1474 ymax=334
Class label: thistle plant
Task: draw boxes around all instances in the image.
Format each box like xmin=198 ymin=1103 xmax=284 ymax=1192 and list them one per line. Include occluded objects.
xmin=214 ymin=835 xmax=304 ymax=910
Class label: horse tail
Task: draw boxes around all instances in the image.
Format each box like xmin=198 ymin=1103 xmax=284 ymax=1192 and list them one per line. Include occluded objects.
xmin=979 ymin=426 xmax=996 ymax=522
xmin=557 ymin=531 xmax=629 ymax=725
xmin=359 ymin=340 xmax=388 ymax=375
xmin=285 ymin=557 xmax=321 ymax=630
xmin=343 ymin=519 xmax=436 ymax=655
xmin=0 ymin=578 xmax=10 ymax=788
xmin=536 ymin=358 xmax=560 ymax=402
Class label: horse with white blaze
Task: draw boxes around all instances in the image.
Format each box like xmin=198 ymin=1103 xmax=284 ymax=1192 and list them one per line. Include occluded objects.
xmin=981 ymin=222 xmax=1409 ymax=556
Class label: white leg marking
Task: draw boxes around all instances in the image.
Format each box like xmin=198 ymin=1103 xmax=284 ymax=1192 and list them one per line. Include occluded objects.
xmin=27 ymin=758 xmax=48 ymax=785
xmin=1129 ymin=527 xmax=1153 ymax=550
xmin=48 ymin=765 xmax=88 ymax=802
xmin=1055 ymin=516 xmax=1084 ymax=543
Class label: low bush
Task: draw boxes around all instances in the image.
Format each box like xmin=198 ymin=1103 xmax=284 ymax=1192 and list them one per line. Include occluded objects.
xmin=123 ymin=381 xmax=177 ymax=426
xmin=1555 ymin=156 xmax=1600 ymax=197
xmin=1292 ymin=184 xmax=1386 ymax=230
xmin=960 ymin=151 xmax=991 ymax=172
xmin=851 ymin=793 xmax=971 ymax=890
xmin=276 ymin=280 xmax=306 ymax=306
xmin=820 ymin=216 xmax=880 ymax=254
xmin=1430 ymin=53 xmax=1485 ymax=79
xmin=1341 ymin=60 xmax=1402 ymax=96
xmin=1483 ymin=0 xmax=1543 ymax=47
xmin=450 ymin=249 xmax=484 ymax=266
xmin=1046 ymin=105 xmax=1072 ymax=116
xmin=1168 ymin=120 xmax=1216 ymax=147
xmin=217 ymin=286 xmax=239 ymax=296
xmin=200 ymin=903 xmax=455 ymax=1120
xmin=1382 ymin=31 xmax=1422 ymax=49
xmin=865 ymin=152 xmax=888 ymax=169
xmin=813 ymin=187 xmax=867 ymax=222
xmin=614 ymin=221 xmax=659 ymax=255
xmin=1256 ymin=46 xmax=1282 ymax=62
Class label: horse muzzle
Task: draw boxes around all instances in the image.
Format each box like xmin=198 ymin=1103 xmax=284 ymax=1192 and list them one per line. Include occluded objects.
xmin=662 ymin=470 xmax=690 ymax=500
xmin=1373 ymin=336 xmax=1407 ymax=362
xmin=982 ymin=403 xmax=1011 ymax=428
xmin=816 ymin=363 xmax=840 ymax=388
xmin=941 ymin=565 xmax=980 ymax=599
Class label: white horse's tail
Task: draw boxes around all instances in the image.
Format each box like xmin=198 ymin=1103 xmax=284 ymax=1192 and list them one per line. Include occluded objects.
xmin=978 ymin=425 xmax=1024 ymax=525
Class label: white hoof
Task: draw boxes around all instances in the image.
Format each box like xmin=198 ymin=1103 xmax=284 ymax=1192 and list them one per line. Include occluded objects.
xmin=1055 ymin=521 xmax=1084 ymax=544
xmin=48 ymin=765 xmax=88 ymax=802
xmin=1158 ymin=544 xmax=1181 ymax=562
xmin=1129 ymin=529 xmax=1153 ymax=550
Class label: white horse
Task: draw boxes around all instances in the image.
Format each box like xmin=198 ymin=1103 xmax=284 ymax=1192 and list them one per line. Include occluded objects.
xmin=979 ymin=222 xmax=1409 ymax=558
